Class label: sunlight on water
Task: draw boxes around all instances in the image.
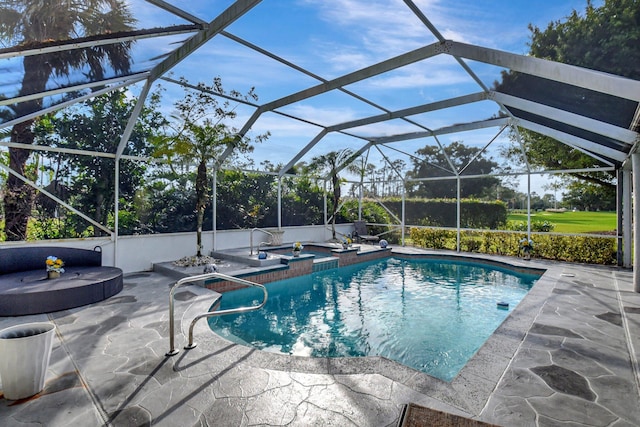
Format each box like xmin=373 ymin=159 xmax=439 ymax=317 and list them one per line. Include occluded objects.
xmin=209 ymin=258 xmax=539 ymax=381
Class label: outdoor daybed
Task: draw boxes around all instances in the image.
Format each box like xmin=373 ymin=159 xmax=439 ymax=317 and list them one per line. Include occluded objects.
xmin=0 ymin=246 xmax=123 ymax=316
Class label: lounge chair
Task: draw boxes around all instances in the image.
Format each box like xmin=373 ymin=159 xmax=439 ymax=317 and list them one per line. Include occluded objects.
xmin=353 ymin=220 xmax=379 ymax=244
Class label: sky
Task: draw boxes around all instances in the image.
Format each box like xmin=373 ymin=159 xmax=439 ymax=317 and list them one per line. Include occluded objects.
xmin=164 ymin=0 xmax=599 ymax=198
xmin=5 ymin=0 xmax=606 ymax=198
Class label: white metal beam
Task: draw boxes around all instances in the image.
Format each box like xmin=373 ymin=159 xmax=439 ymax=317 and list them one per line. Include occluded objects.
xmin=446 ymin=40 xmax=640 ymax=101
xmin=405 ymin=166 xmax=615 ymax=182
xmin=278 ymin=130 xmax=329 ymax=177
xmin=0 ymin=141 xmax=150 ymax=162
xmin=148 ymin=0 xmax=262 ymax=81
xmin=327 ymin=92 xmax=487 ymax=133
xmin=633 ymin=154 xmax=640 ymax=292
xmin=458 ymin=125 xmax=507 ymax=174
xmin=515 ymin=118 xmax=626 ymax=163
xmin=0 ymin=163 xmax=114 ymax=236
xmin=144 ymin=0 xmax=208 ymax=25
xmin=403 ymin=0 xmax=492 ymax=93
xmin=623 ymin=169 xmax=632 ymax=267
xmin=334 ymin=142 xmax=374 ymax=176
xmin=260 ymin=42 xmax=442 ymax=114
xmin=0 ymin=75 xmax=147 ymax=131
xmin=220 ymin=40 xmax=442 ymax=167
xmin=492 ymin=91 xmax=637 ymax=145
xmin=0 ymin=26 xmax=199 ymax=60
xmin=512 ymin=125 xmax=532 ymax=172
xmin=0 ymin=72 xmax=150 ymax=107
xmin=115 ymin=80 xmax=152 ymax=159
xmin=371 ymin=118 xmax=510 ymax=144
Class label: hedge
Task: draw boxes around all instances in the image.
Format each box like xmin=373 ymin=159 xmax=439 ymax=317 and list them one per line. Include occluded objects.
xmin=409 ymin=227 xmax=616 ymax=265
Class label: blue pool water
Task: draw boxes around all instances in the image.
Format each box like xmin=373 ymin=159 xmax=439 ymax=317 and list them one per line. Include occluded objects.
xmin=209 ymin=257 xmax=540 ymax=381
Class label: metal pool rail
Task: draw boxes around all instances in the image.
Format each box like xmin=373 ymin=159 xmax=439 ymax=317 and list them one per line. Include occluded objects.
xmin=166 ymin=272 xmax=268 ymax=356
xmin=250 ymin=227 xmax=273 ymax=255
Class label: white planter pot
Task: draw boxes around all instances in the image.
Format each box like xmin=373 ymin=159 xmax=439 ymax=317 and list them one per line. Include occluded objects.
xmin=0 ymin=322 xmax=55 ymax=400
xmin=268 ymin=230 xmax=285 ymax=246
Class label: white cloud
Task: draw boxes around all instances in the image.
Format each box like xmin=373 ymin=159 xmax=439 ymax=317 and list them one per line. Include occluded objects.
xmin=252 ymin=113 xmax=323 ymax=139
xmin=305 ymin=0 xmax=436 ymax=62
xmin=170 ymin=42 xmax=315 ymax=100
xmin=364 ymin=67 xmax=470 ymax=90
xmin=349 ymin=120 xmax=426 ymax=138
xmin=292 ymin=0 xmax=487 ymax=98
xmin=323 ymin=51 xmax=372 ymax=73
xmin=278 ymin=104 xmax=361 ymax=125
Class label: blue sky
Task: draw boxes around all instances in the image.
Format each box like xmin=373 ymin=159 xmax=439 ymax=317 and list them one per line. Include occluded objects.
xmin=131 ymin=0 xmax=603 ymax=196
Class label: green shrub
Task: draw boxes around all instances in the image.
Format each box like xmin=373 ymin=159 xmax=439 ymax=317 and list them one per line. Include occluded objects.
xmin=533 ymin=234 xmax=616 ymax=264
xmin=480 ymin=230 xmax=502 ymax=255
xmin=108 ymin=209 xmax=140 ymax=235
xmin=409 ymin=227 xmax=456 ymax=250
xmin=26 ymin=216 xmax=94 ymax=240
xmin=409 ymin=227 xmax=616 ymax=265
xmin=461 ymin=232 xmax=481 ymax=252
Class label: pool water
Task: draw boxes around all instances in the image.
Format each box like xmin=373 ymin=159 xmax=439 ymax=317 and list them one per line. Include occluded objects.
xmin=209 ymin=257 xmax=540 ymax=381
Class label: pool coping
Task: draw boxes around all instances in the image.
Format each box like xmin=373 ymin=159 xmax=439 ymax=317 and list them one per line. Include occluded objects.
xmin=187 ymin=249 xmax=562 ymax=417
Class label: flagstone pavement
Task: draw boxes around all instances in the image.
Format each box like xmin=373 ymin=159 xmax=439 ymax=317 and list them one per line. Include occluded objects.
xmin=1 ymin=250 xmax=639 ymax=426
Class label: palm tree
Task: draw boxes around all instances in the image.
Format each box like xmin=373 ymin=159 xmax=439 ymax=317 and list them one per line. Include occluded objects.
xmin=154 ymin=78 xmax=268 ymax=258
xmin=0 ymin=0 xmax=135 ymax=240
xmin=308 ymin=149 xmax=355 ymax=240
xmin=156 ymin=122 xmax=239 ymax=257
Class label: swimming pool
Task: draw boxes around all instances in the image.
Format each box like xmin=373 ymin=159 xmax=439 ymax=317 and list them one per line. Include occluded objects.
xmin=208 ymin=257 xmax=540 ymax=381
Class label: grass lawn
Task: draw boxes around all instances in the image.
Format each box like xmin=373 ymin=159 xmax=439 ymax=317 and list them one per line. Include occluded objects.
xmin=508 ymin=211 xmax=616 ymax=234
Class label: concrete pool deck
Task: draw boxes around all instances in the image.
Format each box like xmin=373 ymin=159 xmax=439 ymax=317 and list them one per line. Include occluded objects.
xmin=1 ymin=248 xmax=639 ymax=426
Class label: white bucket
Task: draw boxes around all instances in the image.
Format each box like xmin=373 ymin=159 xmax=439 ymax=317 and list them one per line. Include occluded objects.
xmin=0 ymin=322 xmax=56 ymax=400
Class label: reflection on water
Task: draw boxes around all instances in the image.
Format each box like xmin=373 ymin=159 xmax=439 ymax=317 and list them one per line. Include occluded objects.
xmin=209 ymin=257 xmax=539 ymax=381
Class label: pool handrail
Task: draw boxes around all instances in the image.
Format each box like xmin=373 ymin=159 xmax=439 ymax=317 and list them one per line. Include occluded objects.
xmin=166 ymin=272 xmax=268 ymax=356
xmin=250 ymin=227 xmax=273 ymax=255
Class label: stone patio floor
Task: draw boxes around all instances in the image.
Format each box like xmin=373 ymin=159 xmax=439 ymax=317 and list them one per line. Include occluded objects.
xmin=1 ymin=249 xmax=639 ymax=426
